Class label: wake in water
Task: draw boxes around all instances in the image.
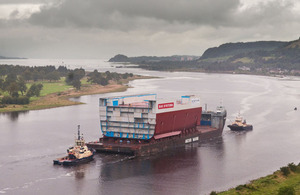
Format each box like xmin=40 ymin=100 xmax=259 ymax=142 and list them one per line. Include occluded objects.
xmin=0 ymin=173 xmax=70 ymax=194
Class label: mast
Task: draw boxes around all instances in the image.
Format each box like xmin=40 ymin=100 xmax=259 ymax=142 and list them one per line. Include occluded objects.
xmin=77 ymin=125 xmax=80 ymax=140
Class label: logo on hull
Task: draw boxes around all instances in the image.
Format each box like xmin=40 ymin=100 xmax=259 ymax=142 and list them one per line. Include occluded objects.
xmin=158 ymin=102 xmax=174 ymax=109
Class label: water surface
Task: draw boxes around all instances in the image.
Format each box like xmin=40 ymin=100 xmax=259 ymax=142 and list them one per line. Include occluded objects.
xmin=1 ymin=59 xmax=300 ymax=194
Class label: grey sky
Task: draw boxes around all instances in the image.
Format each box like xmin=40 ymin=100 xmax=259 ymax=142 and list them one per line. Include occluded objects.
xmin=0 ymin=0 xmax=299 ymax=59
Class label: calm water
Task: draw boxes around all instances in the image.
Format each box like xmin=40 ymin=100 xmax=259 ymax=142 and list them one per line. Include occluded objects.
xmin=1 ymin=59 xmax=300 ymax=195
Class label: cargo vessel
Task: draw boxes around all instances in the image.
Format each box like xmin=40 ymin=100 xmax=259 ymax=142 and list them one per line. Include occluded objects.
xmin=87 ymin=94 xmax=226 ymax=156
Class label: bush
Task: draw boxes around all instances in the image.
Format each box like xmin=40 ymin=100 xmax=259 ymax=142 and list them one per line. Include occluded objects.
xmin=17 ymin=96 xmax=30 ymax=105
xmin=235 ymin=184 xmax=246 ymax=191
xmin=288 ymin=163 xmax=297 ymax=172
xmin=11 ymin=91 xmax=19 ymax=98
xmin=122 ymin=73 xmax=129 ymax=79
xmin=278 ymin=186 xmax=295 ymax=195
xmin=297 ymin=163 xmax=300 ymax=173
xmin=1 ymin=96 xmax=29 ymax=105
xmin=210 ymin=191 xmax=217 ymax=195
xmin=1 ymin=96 xmax=13 ymax=104
xmin=280 ymin=166 xmax=290 ymax=176
xmin=26 ymin=83 xmax=43 ymax=97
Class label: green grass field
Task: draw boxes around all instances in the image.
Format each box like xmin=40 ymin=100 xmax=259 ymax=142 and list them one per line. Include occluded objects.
xmin=26 ymin=77 xmax=93 ymax=98
xmin=38 ymin=82 xmax=71 ymax=96
xmin=1 ymin=79 xmax=72 ymax=101
xmin=0 ymin=75 xmax=149 ymax=112
xmin=26 ymin=79 xmax=72 ymax=101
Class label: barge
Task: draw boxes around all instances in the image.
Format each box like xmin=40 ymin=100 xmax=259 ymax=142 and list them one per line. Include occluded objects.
xmin=87 ymin=94 xmax=226 ymax=156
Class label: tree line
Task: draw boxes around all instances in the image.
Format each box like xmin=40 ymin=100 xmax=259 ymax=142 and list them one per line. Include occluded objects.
xmin=133 ymin=51 xmax=300 ymax=75
xmin=0 ymin=64 xmax=134 ymax=106
xmin=0 ymin=65 xmax=68 ymax=82
xmin=0 ymin=65 xmax=71 ymax=106
xmin=64 ymin=69 xmax=133 ymax=89
xmin=0 ymin=72 xmax=44 ymax=105
xmin=87 ymin=70 xmax=133 ymax=85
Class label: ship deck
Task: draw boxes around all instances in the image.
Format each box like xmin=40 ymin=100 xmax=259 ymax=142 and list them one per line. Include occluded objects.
xmin=87 ymin=125 xmax=221 ymax=156
xmin=197 ymin=125 xmax=218 ymax=133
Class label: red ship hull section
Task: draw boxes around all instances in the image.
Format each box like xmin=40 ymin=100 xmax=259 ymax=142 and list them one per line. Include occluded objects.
xmin=154 ymin=107 xmax=202 ymax=135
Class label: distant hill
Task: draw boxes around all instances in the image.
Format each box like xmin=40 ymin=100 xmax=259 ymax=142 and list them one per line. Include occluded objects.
xmin=108 ymin=54 xmax=130 ymax=62
xmin=0 ymin=55 xmax=26 ymax=59
xmin=195 ymin=38 xmax=300 ymax=71
xmin=109 ymin=54 xmax=199 ymax=63
xmin=108 ymin=38 xmax=300 ymax=76
xmin=200 ymin=41 xmax=287 ymax=60
xmin=283 ymin=39 xmax=300 ymax=49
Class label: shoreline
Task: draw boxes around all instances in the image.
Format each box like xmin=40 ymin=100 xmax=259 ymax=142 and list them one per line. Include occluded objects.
xmin=0 ymin=76 xmax=151 ymax=113
xmin=215 ymin=162 xmax=300 ymax=195
xmin=0 ymin=84 xmax=128 ymax=113
xmin=141 ymin=67 xmax=300 ymax=78
xmin=118 ymin=63 xmax=300 ymax=78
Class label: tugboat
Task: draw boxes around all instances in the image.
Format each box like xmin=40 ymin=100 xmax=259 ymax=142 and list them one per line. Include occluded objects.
xmin=53 ymin=125 xmax=95 ymax=166
xmin=228 ymin=113 xmax=253 ymax=131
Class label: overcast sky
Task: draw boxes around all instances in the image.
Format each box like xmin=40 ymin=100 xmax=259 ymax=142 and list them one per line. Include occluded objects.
xmin=0 ymin=0 xmax=299 ymax=59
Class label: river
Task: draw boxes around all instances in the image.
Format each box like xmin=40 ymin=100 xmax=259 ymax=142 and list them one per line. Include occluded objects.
xmin=0 ymin=59 xmax=300 ymax=195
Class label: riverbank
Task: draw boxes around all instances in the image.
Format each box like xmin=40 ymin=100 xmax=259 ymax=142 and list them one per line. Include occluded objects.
xmin=0 ymin=75 xmax=150 ymax=113
xmin=173 ymin=68 xmax=300 ymax=78
xmin=122 ymin=63 xmax=300 ymax=78
xmin=213 ymin=163 xmax=300 ymax=195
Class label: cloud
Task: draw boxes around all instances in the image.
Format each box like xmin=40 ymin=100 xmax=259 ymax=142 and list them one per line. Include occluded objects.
xmin=0 ymin=0 xmax=59 ymax=4
xmin=28 ymin=0 xmax=240 ymax=30
xmin=26 ymin=0 xmax=300 ymax=33
xmin=1 ymin=0 xmax=300 ymax=58
xmin=0 ymin=4 xmax=42 ymax=19
xmin=234 ymin=0 xmax=298 ymax=27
